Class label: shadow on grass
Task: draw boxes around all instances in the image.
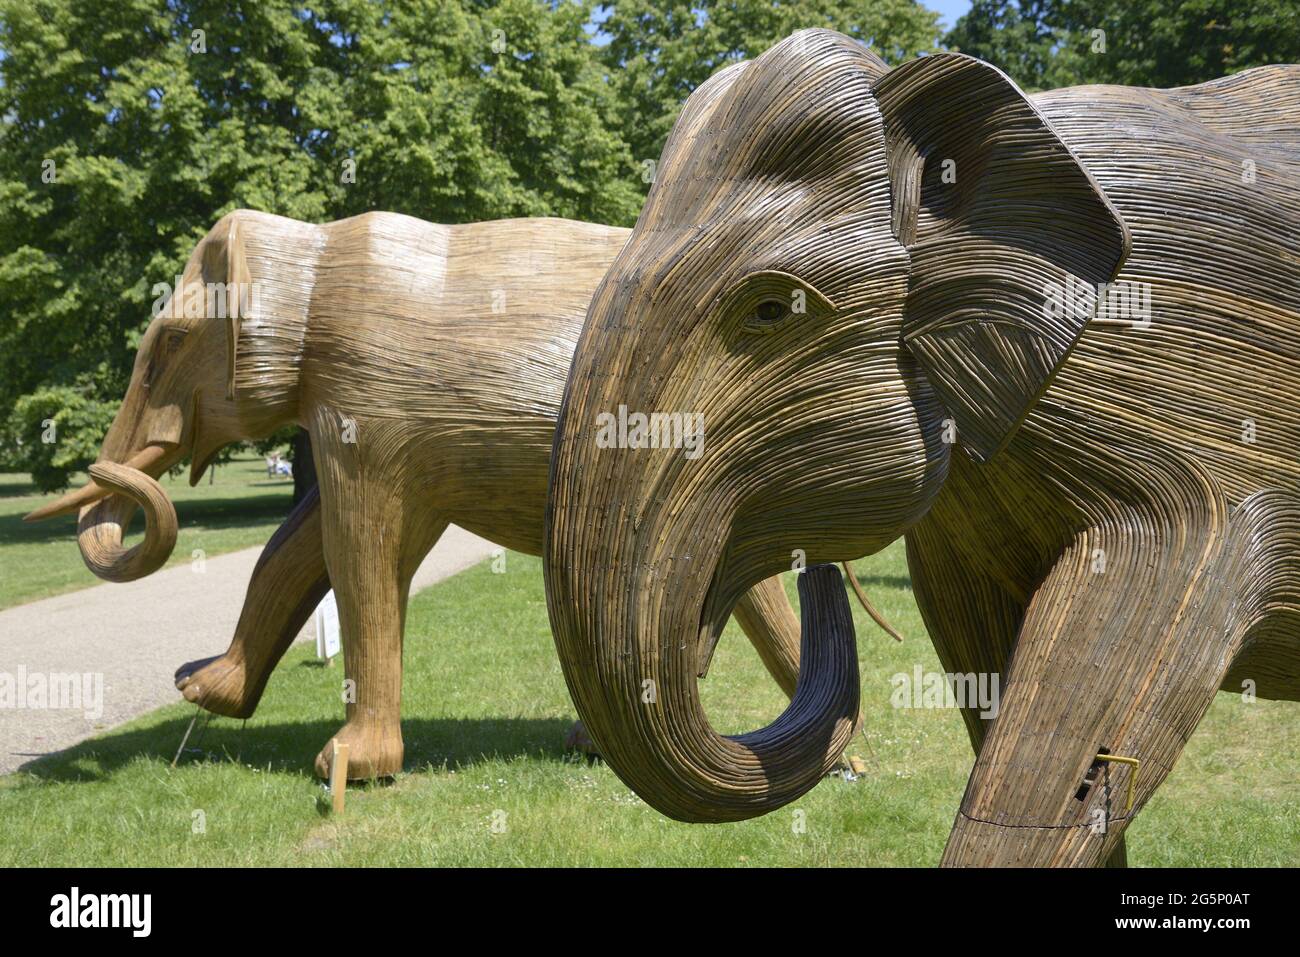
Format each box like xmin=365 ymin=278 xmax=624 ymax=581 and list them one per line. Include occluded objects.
xmin=0 ymin=492 xmax=292 ymax=548
xmin=16 ymin=714 xmax=575 ymax=784
xmin=0 ymin=478 xmax=38 ymax=499
xmin=847 ymin=570 xmax=912 ymax=590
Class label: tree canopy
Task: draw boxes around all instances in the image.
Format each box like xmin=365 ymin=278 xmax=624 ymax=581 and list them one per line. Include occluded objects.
xmin=1 ymin=0 xmax=650 ymax=487
xmin=1 ymin=0 xmax=1295 ymax=488
xmin=946 ymin=0 xmax=1300 ymax=91
xmin=599 ymin=0 xmax=941 ymax=167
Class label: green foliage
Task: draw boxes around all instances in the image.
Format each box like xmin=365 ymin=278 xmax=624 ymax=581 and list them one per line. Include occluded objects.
xmin=2 ymin=385 xmax=117 ymax=492
xmin=943 ymin=0 xmax=1064 ymax=91
xmin=599 ymin=0 xmax=943 ymax=168
xmin=1055 ymin=0 xmax=1300 ymax=88
xmin=336 ymin=0 xmax=640 ymax=223
xmin=946 ymin=0 xmax=1300 ymax=91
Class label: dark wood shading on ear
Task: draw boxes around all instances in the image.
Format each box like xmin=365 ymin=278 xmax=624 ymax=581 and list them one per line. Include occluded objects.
xmin=873 ymin=53 xmax=1131 ymax=461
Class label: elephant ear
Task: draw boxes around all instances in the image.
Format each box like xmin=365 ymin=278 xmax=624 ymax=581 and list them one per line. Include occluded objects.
xmin=872 ymin=53 xmax=1131 ymax=461
xmin=200 ymin=215 xmax=254 ymax=400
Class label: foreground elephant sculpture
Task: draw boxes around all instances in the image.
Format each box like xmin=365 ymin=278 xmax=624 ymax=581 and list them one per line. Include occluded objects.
xmin=544 ymin=29 xmax=1300 ymax=866
xmin=25 ymin=211 xmax=837 ymax=780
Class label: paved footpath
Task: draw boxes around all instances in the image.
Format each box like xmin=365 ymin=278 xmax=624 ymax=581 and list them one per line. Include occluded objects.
xmin=0 ymin=526 xmax=496 ymax=775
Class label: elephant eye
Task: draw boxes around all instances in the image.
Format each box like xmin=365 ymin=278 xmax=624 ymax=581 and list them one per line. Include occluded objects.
xmin=753 ymin=300 xmax=787 ymax=324
xmin=143 ymin=329 xmax=185 ymax=389
xmin=718 ymin=270 xmax=837 ymax=337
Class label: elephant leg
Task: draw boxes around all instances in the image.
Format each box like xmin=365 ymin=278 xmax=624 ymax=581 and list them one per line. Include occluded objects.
xmin=899 ymin=517 xmax=1152 ymax=867
xmin=729 ymin=576 xmax=800 ymax=699
xmin=909 ymin=513 xmax=1130 ymax=867
xmin=941 ymin=491 xmax=1244 ymax=867
xmin=314 ymin=505 xmax=447 ymax=781
xmin=311 ymin=421 xmax=448 ymax=780
xmin=175 ymin=485 xmax=329 ymax=718
xmin=905 ymin=515 xmax=1024 ymax=756
xmin=1219 ymin=490 xmax=1300 ymax=702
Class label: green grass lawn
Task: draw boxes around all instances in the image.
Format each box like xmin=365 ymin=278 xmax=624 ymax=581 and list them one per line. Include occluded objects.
xmin=0 ymin=457 xmax=294 ymax=610
xmin=1 ymin=544 xmax=1295 ymax=866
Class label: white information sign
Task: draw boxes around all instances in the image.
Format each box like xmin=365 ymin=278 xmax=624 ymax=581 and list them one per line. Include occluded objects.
xmin=314 ymin=590 xmax=341 ymax=660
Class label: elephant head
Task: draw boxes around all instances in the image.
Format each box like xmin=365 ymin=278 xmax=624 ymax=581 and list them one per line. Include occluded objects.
xmin=544 ymin=30 xmax=1129 ymax=822
xmin=25 ymin=211 xmax=312 ymax=581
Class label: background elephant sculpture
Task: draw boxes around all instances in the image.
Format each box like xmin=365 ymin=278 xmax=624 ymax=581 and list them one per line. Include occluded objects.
xmin=24 ymin=210 xmax=889 ymax=781
xmin=543 ymin=29 xmax=1299 ymax=866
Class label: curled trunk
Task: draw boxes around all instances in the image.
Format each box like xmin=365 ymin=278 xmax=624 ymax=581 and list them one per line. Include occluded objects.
xmin=549 ymin=555 xmax=860 ymax=823
xmin=76 ymin=461 xmax=178 ymax=582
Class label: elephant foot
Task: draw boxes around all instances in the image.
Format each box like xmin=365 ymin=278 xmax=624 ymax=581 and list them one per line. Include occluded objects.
xmin=314 ymin=720 xmax=403 ymax=781
xmin=175 ymin=654 xmax=258 ymax=719
xmin=832 ymin=754 xmax=868 ymax=780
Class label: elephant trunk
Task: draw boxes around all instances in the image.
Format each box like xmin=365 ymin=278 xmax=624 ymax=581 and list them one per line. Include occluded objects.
xmin=75 ymin=459 xmax=178 ymax=582
xmin=545 ymin=494 xmax=859 ymax=822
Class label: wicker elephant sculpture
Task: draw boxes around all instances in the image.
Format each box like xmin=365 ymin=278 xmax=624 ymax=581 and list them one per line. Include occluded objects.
xmin=543 ymin=29 xmax=1300 ymax=866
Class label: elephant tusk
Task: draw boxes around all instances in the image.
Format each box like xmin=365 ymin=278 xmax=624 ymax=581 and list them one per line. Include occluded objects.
xmin=24 ymin=483 xmax=110 ymax=523
xmin=842 ymin=561 xmax=904 ymax=642
xmin=23 ymin=445 xmax=174 ymax=522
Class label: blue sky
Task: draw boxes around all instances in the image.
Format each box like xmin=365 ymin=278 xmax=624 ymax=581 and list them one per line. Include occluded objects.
xmin=929 ymin=0 xmax=974 ymax=32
